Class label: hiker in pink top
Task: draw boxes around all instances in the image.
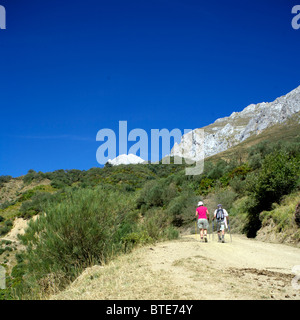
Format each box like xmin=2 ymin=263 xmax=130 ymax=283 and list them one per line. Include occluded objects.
xmin=195 ymin=201 xmax=210 ymax=242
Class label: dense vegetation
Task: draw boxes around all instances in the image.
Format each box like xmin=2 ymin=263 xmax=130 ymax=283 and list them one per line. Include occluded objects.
xmin=0 ymin=136 xmax=299 ymax=299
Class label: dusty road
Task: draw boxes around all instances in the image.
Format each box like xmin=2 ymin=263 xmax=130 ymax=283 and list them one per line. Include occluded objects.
xmin=53 ymin=234 xmax=300 ymax=300
xmin=143 ymin=234 xmax=300 ymax=300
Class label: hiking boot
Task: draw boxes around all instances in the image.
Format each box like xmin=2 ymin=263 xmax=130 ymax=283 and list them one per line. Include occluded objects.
xmin=204 ymin=237 xmax=208 ymax=243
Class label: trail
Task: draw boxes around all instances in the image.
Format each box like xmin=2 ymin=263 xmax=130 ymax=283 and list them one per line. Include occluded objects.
xmin=52 ymin=234 xmax=300 ymax=300
xmin=143 ymin=234 xmax=300 ymax=299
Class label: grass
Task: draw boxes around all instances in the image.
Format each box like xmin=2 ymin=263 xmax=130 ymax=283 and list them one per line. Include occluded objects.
xmin=50 ymin=245 xmax=180 ymax=300
xmin=208 ymin=113 xmax=300 ymax=163
xmin=259 ymin=191 xmax=300 ymax=243
xmin=0 ymin=202 xmax=22 ymax=221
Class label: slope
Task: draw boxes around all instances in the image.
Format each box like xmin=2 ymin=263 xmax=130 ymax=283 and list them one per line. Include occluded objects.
xmin=50 ymin=234 xmax=300 ymax=300
xmin=207 ymin=111 xmax=300 ymax=163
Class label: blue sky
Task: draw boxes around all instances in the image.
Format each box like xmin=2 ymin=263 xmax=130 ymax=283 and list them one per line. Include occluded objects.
xmin=0 ymin=0 xmax=300 ymax=177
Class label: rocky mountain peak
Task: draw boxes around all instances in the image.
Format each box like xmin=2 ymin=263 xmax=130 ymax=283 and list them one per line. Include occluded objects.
xmin=171 ymin=85 xmax=300 ymax=160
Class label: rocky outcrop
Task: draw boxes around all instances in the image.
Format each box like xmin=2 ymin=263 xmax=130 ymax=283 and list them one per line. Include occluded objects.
xmin=171 ymin=86 xmax=300 ymax=160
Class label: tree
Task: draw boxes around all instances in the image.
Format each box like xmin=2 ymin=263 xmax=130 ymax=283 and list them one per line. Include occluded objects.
xmin=244 ymin=150 xmax=300 ymax=237
xmin=250 ymin=151 xmax=299 ymax=209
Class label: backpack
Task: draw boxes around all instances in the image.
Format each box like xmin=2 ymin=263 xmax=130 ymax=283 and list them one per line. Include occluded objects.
xmin=216 ymin=208 xmax=224 ymax=221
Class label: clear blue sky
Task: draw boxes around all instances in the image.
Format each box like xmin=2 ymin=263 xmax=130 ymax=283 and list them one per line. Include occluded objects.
xmin=0 ymin=0 xmax=299 ymax=177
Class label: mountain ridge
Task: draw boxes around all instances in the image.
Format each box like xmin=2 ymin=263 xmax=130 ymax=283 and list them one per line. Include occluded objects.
xmin=171 ymin=85 xmax=300 ymax=160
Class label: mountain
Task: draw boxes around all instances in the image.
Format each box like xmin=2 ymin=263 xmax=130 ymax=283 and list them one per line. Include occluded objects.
xmin=171 ymin=85 xmax=300 ymax=160
xmin=107 ymin=154 xmax=145 ymax=166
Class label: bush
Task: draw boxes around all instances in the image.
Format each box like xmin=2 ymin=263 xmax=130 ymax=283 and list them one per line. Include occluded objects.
xmin=161 ymin=182 xmax=178 ymax=206
xmin=19 ymin=191 xmax=66 ymax=219
xmin=0 ymin=225 xmax=12 ymax=236
xmin=147 ymin=184 xmax=164 ymax=207
xmin=16 ymin=187 xmax=138 ymax=298
xmin=23 ymin=170 xmax=45 ymax=185
xmin=121 ymin=231 xmax=153 ymax=252
xmin=230 ymin=176 xmax=247 ymax=195
xmin=163 ymin=225 xmax=179 ymax=239
xmin=136 ymin=180 xmax=157 ymax=209
xmin=166 ymin=190 xmax=198 ymax=226
xmin=197 ymin=178 xmax=214 ymax=195
xmin=214 ymin=188 xmax=238 ymax=211
xmin=136 ymin=179 xmax=178 ymax=210
xmin=142 ymin=208 xmax=171 ymax=239
xmin=247 ymin=151 xmax=299 ymax=210
xmin=206 ymin=160 xmax=228 ymax=180
xmin=0 ymin=175 xmax=12 ymax=187
xmin=0 ymin=201 xmax=15 ymax=210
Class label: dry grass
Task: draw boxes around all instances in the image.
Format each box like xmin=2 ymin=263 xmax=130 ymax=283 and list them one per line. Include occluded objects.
xmin=50 ymin=245 xmax=182 ymax=300
xmin=257 ymin=191 xmax=300 ymax=245
xmin=207 ymin=113 xmax=300 ymax=163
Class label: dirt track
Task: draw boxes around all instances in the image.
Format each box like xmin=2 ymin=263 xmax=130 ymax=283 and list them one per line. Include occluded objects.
xmin=53 ymin=234 xmax=300 ymax=300
xmin=143 ymin=234 xmax=300 ymax=300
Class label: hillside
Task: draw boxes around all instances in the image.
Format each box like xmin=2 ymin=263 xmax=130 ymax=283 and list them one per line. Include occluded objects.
xmin=207 ymin=111 xmax=300 ymax=163
xmin=1 ymin=90 xmax=300 ymax=300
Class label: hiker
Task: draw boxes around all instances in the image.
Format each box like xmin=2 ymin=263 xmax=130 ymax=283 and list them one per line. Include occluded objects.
xmin=195 ymin=201 xmax=210 ymax=242
xmin=213 ymin=204 xmax=229 ymax=243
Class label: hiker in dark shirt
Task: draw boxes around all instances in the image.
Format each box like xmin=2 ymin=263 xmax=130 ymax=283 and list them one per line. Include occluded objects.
xmin=213 ymin=204 xmax=228 ymax=243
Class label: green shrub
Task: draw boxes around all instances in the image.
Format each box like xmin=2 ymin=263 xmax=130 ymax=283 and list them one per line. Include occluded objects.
xmin=140 ymin=207 xmax=177 ymax=240
xmin=147 ymin=184 xmax=164 ymax=207
xmin=136 ymin=179 xmax=178 ymax=210
xmin=247 ymin=151 xmax=299 ymax=210
xmin=23 ymin=170 xmax=46 ymax=185
xmin=0 ymin=220 xmax=13 ymax=236
xmin=0 ymin=201 xmax=15 ymax=210
xmin=161 ymin=182 xmax=178 ymax=206
xmin=230 ymin=176 xmax=247 ymax=195
xmin=197 ymin=178 xmax=215 ymax=195
xmin=19 ymin=191 xmax=66 ymax=219
xmin=166 ymin=190 xmax=198 ymax=226
xmin=205 ymin=160 xmax=228 ymax=180
xmin=16 ymin=187 xmax=139 ymax=298
xmin=242 ymin=150 xmax=300 ymax=238
xmin=214 ymin=188 xmax=238 ymax=211
xmin=121 ymin=231 xmax=153 ymax=252
xmin=162 ymin=225 xmax=179 ymax=239
xmin=0 ymin=175 xmax=12 ymax=187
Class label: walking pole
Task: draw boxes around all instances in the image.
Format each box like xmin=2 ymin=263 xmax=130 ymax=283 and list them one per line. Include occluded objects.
xmin=212 ymin=219 xmax=214 ymax=242
xmin=228 ymin=220 xmax=232 ymax=242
